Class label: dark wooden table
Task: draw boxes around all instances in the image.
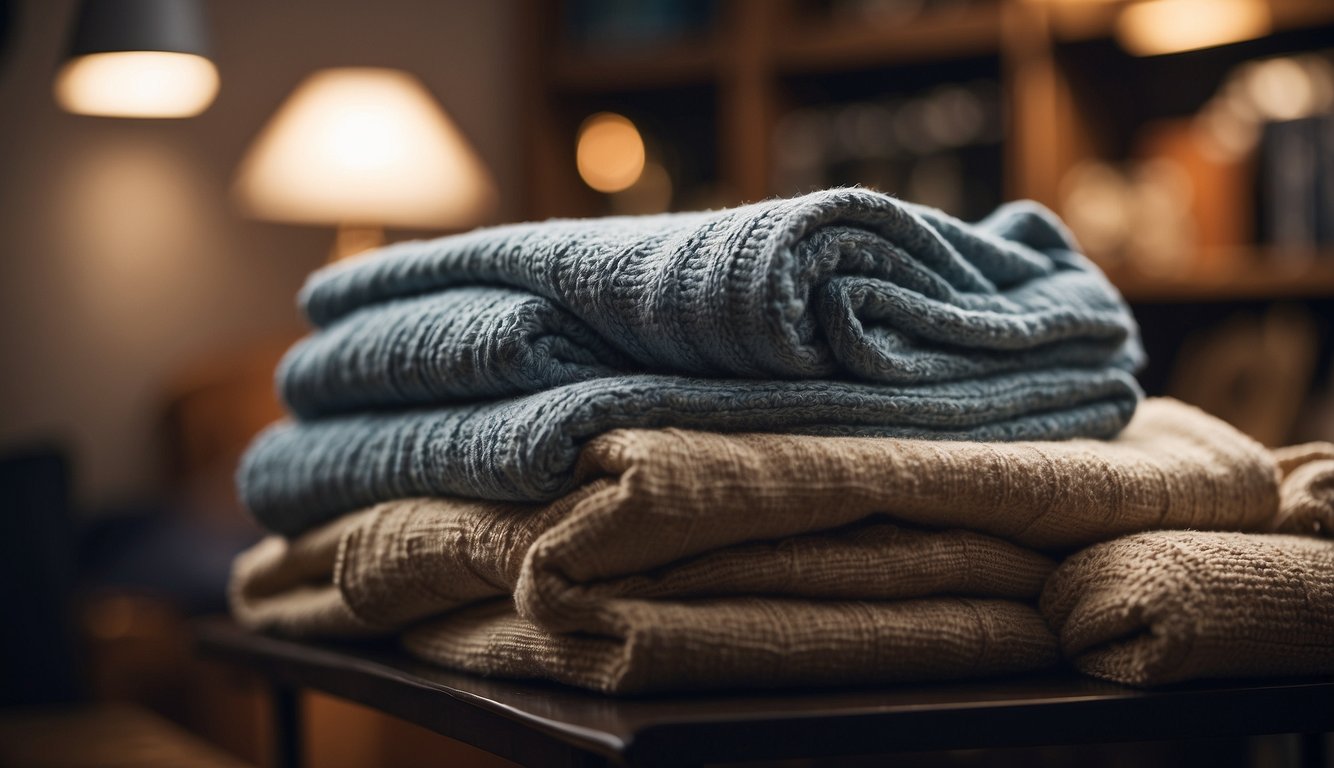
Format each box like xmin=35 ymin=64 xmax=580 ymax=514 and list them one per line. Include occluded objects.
xmin=195 ymin=618 xmax=1334 ymax=768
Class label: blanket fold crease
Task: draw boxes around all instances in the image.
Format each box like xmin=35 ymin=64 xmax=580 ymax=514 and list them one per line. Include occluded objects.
xmin=231 ymin=400 xmax=1329 ymax=693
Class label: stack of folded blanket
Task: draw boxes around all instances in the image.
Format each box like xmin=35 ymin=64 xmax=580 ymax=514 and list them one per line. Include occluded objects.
xmin=231 ymin=189 xmax=1334 ymax=694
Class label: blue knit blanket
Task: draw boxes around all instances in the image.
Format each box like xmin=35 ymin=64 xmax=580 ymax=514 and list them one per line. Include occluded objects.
xmin=245 ymin=370 xmax=1139 ymax=535
xmin=241 ymin=189 xmax=1145 ymax=534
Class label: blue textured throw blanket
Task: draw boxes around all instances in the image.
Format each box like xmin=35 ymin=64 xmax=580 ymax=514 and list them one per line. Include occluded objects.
xmin=242 ymin=189 xmax=1145 ymax=535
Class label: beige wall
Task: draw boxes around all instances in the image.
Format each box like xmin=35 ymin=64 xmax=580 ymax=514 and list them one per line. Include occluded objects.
xmin=0 ymin=0 xmax=519 ymax=511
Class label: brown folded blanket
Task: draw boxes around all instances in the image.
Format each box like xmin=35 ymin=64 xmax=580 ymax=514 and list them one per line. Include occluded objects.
xmin=1041 ymin=531 xmax=1334 ymax=686
xmin=404 ymin=596 xmax=1058 ymax=694
xmin=1272 ymin=442 xmax=1334 ymax=535
xmin=232 ymin=398 xmax=1291 ymax=692
xmin=232 ymin=501 xmax=1060 ymax=691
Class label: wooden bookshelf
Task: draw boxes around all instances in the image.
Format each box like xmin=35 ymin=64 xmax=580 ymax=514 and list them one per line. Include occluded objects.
xmin=774 ymin=4 xmax=1004 ymax=72
xmin=1110 ymin=251 xmax=1334 ymax=303
xmin=519 ymin=0 xmax=1334 ymax=302
xmin=551 ymin=41 xmax=718 ymax=91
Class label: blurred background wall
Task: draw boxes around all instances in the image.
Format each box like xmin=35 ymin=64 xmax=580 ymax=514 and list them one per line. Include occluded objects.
xmin=0 ymin=0 xmax=519 ymax=513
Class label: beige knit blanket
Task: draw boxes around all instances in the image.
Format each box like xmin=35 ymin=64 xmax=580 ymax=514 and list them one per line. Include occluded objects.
xmin=233 ymin=499 xmax=1061 ymax=691
xmin=1041 ymin=441 xmax=1334 ymax=686
xmin=1043 ymin=531 xmax=1334 ymax=686
xmin=232 ymin=399 xmax=1319 ymax=693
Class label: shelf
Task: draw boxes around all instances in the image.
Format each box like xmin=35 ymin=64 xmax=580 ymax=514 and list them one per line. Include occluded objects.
xmin=549 ymin=41 xmax=719 ymax=92
xmin=1108 ymin=250 xmax=1334 ymax=302
xmin=775 ymin=4 xmax=1003 ymax=72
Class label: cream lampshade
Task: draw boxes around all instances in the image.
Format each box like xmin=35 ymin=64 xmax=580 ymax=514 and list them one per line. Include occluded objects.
xmin=233 ymin=67 xmax=498 ymax=261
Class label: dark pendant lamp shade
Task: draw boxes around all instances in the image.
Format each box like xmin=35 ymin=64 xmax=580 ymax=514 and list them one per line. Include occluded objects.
xmin=68 ymin=0 xmax=210 ymax=58
xmin=56 ymin=0 xmax=219 ymax=118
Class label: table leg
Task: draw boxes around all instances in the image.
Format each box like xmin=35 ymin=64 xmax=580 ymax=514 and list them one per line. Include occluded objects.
xmin=271 ymin=683 xmax=302 ymax=768
xmin=1300 ymin=732 xmax=1329 ymax=768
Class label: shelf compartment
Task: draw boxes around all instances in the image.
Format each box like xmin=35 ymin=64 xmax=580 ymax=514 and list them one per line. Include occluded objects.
xmin=775 ymin=4 xmax=1003 ymax=73
xmin=550 ymin=41 xmax=719 ymax=92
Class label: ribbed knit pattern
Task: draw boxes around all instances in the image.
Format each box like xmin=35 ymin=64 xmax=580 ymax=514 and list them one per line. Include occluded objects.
xmin=1042 ymin=531 xmax=1334 ymax=686
xmin=243 ymin=190 xmax=1148 ymax=535
xmin=240 ymin=369 xmax=1142 ymax=535
xmin=279 ymin=288 xmax=632 ymax=417
xmin=298 ymin=189 xmax=1143 ymax=385
xmin=230 ymin=399 xmax=1293 ymax=693
xmin=403 ymin=597 xmax=1058 ymax=694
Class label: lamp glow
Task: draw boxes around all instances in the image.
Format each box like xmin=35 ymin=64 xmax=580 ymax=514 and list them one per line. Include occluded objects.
xmin=55 ymin=50 xmax=219 ymax=118
xmin=1116 ymin=0 xmax=1269 ymax=57
xmin=576 ymin=113 xmax=646 ymax=194
xmin=233 ymin=68 xmax=497 ymax=231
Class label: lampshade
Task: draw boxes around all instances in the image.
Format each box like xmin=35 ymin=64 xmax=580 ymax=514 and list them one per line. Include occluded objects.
xmin=54 ymin=0 xmax=218 ymax=118
xmin=233 ymin=68 xmax=498 ymax=230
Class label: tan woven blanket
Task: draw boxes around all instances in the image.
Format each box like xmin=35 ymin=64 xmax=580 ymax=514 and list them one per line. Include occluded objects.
xmin=1041 ymin=441 xmax=1334 ymax=686
xmin=232 ymin=398 xmax=1302 ymax=693
xmin=233 ymin=503 xmax=1060 ymax=691
xmin=1042 ymin=531 xmax=1334 ymax=686
xmin=234 ymin=400 xmax=1296 ymax=693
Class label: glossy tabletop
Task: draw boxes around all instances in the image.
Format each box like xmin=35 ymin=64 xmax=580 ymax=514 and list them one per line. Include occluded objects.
xmin=195 ymin=617 xmax=1334 ymax=767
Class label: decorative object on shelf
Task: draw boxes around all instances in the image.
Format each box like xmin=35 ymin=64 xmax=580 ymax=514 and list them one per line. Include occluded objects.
xmin=232 ymin=68 xmax=497 ymax=262
xmin=576 ymin=112 xmax=646 ymax=193
xmin=1064 ymin=49 xmax=1334 ymax=276
xmin=1115 ymin=0 xmax=1270 ymax=57
xmin=575 ymin=111 xmax=675 ymax=214
xmin=54 ymin=0 xmax=218 ymax=118
xmin=1058 ymin=156 xmax=1195 ymax=277
xmin=1195 ymin=52 xmax=1334 ymax=252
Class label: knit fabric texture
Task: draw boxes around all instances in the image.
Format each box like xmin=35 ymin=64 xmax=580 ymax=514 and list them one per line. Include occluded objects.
xmin=231 ymin=501 xmax=1060 ymax=693
xmin=231 ymin=399 xmax=1283 ymax=693
xmin=241 ymin=369 xmax=1142 ymax=535
xmin=282 ymin=284 xmax=1136 ymax=419
xmin=243 ymin=189 xmax=1147 ymax=534
xmin=1041 ymin=531 xmax=1334 ymax=686
xmin=1271 ymin=442 xmax=1334 ymax=535
xmin=279 ymin=288 xmax=633 ymax=418
xmin=296 ymin=188 xmax=1143 ymax=389
xmin=402 ymin=597 xmax=1058 ymax=694
xmin=1040 ymin=439 xmax=1334 ymax=686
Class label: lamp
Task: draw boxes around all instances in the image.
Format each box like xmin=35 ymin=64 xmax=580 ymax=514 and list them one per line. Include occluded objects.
xmin=1116 ymin=0 xmax=1270 ymax=57
xmin=233 ymin=67 xmax=498 ymax=261
xmin=55 ymin=0 xmax=219 ymax=118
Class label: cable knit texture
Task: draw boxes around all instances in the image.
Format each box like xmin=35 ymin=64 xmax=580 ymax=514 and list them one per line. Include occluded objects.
xmin=241 ymin=370 xmax=1142 ymax=535
xmin=279 ymin=288 xmax=634 ymax=417
xmin=242 ymin=189 xmax=1147 ymax=533
xmin=230 ymin=399 xmax=1282 ymax=693
xmin=296 ymin=188 xmax=1143 ymax=389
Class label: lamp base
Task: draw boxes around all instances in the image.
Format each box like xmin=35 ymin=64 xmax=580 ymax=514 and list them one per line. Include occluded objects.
xmin=331 ymin=224 xmax=385 ymax=262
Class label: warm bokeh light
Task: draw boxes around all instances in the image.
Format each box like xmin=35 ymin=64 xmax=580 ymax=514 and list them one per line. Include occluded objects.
xmin=1245 ymin=57 xmax=1322 ymax=121
xmin=576 ymin=112 xmax=646 ymax=193
xmin=609 ymin=160 xmax=673 ymax=215
xmin=54 ymin=51 xmax=219 ymax=118
xmin=233 ymin=68 xmax=498 ymax=229
xmin=1116 ymin=0 xmax=1270 ymax=57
